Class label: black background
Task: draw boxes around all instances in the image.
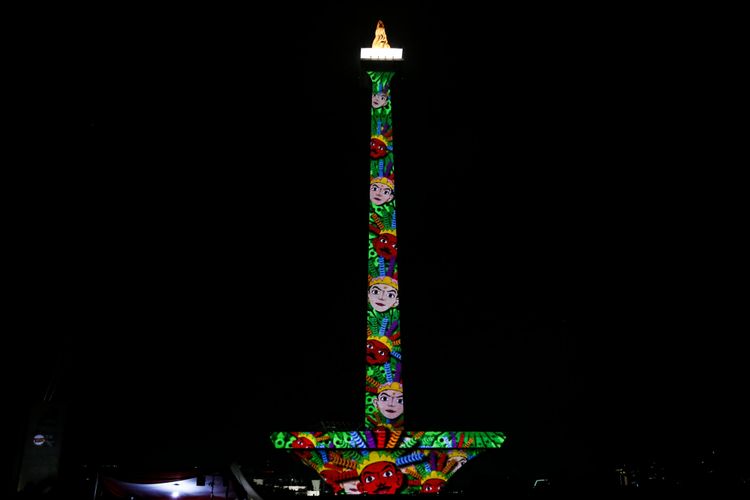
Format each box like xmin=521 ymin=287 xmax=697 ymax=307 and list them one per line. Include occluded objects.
xmin=12 ymin=1 xmax=746 ymax=494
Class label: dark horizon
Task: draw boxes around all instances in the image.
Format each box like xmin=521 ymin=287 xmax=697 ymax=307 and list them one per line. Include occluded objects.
xmin=11 ymin=2 xmax=746 ymax=497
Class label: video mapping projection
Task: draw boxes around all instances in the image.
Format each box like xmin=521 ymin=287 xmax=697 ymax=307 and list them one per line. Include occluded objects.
xmin=272 ymin=21 xmax=506 ymax=495
xmin=271 ymin=431 xmax=504 ymax=494
xmin=366 ymin=69 xmax=403 ymax=432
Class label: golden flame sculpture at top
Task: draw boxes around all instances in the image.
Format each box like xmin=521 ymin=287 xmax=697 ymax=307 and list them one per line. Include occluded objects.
xmin=372 ymin=20 xmax=390 ymax=49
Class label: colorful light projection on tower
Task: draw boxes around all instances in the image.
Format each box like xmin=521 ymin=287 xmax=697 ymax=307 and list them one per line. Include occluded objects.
xmin=366 ymin=66 xmax=402 ymax=432
xmin=271 ymin=20 xmax=506 ymax=495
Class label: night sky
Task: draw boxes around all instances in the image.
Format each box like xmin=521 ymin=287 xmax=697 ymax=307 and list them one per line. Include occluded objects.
xmin=14 ymin=2 xmax=745 ymax=492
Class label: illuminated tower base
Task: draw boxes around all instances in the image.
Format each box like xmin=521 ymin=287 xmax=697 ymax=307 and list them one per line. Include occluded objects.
xmin=272 ymin=21 xmax=505 ymax=495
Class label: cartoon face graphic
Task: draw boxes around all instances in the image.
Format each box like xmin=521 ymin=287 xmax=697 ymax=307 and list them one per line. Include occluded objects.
xmin=366 ymin=338 xmax=391 ymax=365
xmin=341 ymin=478 xmax=361 ymax=495
xmin=318 ymin=469 xmax=343 ymax=494
xmin=421 ymin=478 xmax=446 ymax=494
xmin=291 ymin=435 xmax=316 ymax=459
xmin=370 ymin=137 xmax=389 ymax=159
xmin=372 ymin=91 xmax=388 ymax=109
xmin=368 ymin=283 xmax=399 ymax=312
xmin=291 ymin=436 xmax=314 ymax=449
xmin=357 ymin=461 xmax=404 ymax=495
xmin=373 ymin=232 xmax=397 ymax=259
xmin=370 ymin=182 xmax=394 ymax=206
xmin=319 ymin=466 xmax=358 ymax=495
xmin=448 ymin=453 xmax=468 ymax=473
xmin=373 ymin=389 xmax=404 ymax=420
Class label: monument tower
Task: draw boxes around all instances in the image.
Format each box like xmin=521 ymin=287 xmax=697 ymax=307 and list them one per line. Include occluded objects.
xmin=271 ymin=20 xmax=506 ymax=495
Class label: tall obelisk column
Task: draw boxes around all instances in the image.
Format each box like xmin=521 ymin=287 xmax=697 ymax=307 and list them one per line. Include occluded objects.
xmin=362 ymin=21 xmax=404 ymax=433
xmin=271 ymin=21 xmax=506 ymax=496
